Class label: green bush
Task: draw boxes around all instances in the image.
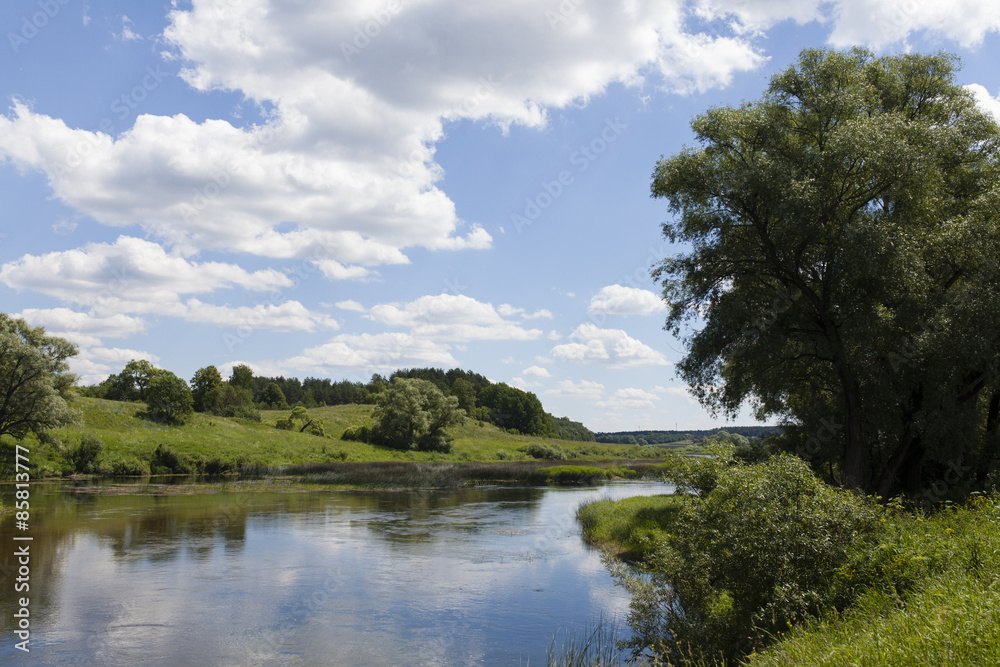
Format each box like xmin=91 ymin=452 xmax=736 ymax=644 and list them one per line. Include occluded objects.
xmin=150 ymin=443 xmax=190 ymax=474
xmin=102 ymin=453 xmax=151 ymax=477
xmin=524 ymin=442 xmax=567 ymax=460
xmin=341 ymin=425 xmax=371 ymax=442
xmin=68 ymin=433 xmax=104 ymax=473
xmin=613 ymin=454 xmax=882 ymax=665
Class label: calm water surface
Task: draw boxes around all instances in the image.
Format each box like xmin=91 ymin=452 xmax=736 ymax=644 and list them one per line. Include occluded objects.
xmin=1 ymin=480 xmax=670 ymax=665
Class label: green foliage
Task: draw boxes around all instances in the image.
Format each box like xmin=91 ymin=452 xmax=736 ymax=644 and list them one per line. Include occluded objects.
xmin=524 ymin=442 xmax=568 ymax=460
xmin=68 ymin=433 xmax=104 ymax=473
xmin=203 ymin=384 xmax=261 ymax=421
xmin=260 ymin=382 xmax=288 ymax=409
xmin=151 ymin=443 xmax=191 ymax=474
xmin=0 ymin=313 xmax=79 ymax=440
xmin=229 ymin=364 xmax=255 ymax=392
xmin=547 ymin=415 xmax=596 ymax=442
xmin=190 ymin=365 xmax=223 ymax=412
xmin=652 ymin=47 xmax=1000 ymax=495
xmin=103 ymin=359 xmax=158 ymax=402
xmin=478 ymin=383 xmax=551 ymax=436
xmin=612 ymin=455 xmax=882 ymax=665
xmin=145 ymin=371 xmax=195 ymax=424
xmin=101 ymin=452 xmax=151 ymax=477
xmin=371 ymin=377 xmax=465 ymax=452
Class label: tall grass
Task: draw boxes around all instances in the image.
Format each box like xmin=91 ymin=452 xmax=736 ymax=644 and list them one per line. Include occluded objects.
xmin=545 ymin=616 xmax=626 ymax=667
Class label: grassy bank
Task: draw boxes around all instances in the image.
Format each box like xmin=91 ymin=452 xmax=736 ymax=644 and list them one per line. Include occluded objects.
xmin=3 ymin=396 xmax=670 ymax=481
xmin=580 ymin=491 xmax=1000 ymax=666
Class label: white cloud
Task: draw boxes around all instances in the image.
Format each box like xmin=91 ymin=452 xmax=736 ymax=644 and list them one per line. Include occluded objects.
xmin=116 ymin=15 xmax=142 ymax=42
xmin=524 ymin=309 xmax=554 ymax=320
xmin=589 ymin=285 xmax=667 ymax=316
xmin=0 ymin=236 xmax=291 ymax=313
xmin=0 ymin=1 xmax=774 ymax=269
xmin=182 ymin=299 xmax=339 ymax=332
xmin=286 ymin=332 xmax=458 ymax=373
xmin=966 ymin=84 xmax=1000 ymax=122
xmin=335 ymin=299 xmax=366 ymax=312
xmin=15 ymin=308 xmax=148 ymax=347
xmin=825 ymin=0 xmax=1000 ymax=49
xmin=598 ymin=387 xmax=661 ymax=410
xmin=522 ymin=365 xmax=551 ymax=378
xmin=367 ymin=293 xmax=543 ymax=341
xmin=547 ymin=379 xmax=605 ymax=401
xmin=550 ymin=324 xmax=669 ymax=368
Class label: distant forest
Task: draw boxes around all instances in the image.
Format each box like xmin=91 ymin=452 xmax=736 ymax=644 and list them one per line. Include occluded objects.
xmin=595 ymin=426 xmax=781 ymax=445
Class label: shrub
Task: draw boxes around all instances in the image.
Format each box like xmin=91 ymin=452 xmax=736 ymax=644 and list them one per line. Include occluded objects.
xmin=150 ymin=443 xmax=191 ymax=474
xmin=370 ymin=378 xmax=463 ymax=452
xmin=102 ymin=453 xmax=151 ymax=477
xmin=342 ymin=425 xmax=372 ymax=443
xmin=69 ymin=433 xmax=104 ymax=473
xmin=524 ymin=442 xmax=567 ymax=460
xmin=613 ymin=454 xmax=883 ymax=665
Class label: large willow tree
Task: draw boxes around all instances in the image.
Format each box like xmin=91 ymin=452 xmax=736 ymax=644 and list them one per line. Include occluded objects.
xmin=653 ymin=48 xmax=1000 ymax=497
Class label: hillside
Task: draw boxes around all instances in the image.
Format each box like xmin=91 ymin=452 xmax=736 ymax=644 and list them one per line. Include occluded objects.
xmin=13 ymin=397 xmax=658 ymax=477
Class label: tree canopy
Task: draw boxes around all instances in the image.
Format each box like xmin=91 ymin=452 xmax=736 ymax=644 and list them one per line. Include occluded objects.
xmin=0 ymin=314 xmax=79 ymax=439
xmin=653 ymin=48 xmax=1000 ymax=496
xmin=371 ymin=377 xmax=465 ymax=452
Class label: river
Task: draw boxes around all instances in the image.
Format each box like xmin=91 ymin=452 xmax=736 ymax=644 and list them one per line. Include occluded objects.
xmin=0 ymin=480 xmax=670 ymax=666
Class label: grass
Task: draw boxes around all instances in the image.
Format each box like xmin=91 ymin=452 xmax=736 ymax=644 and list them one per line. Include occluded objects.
xmin=577 ymin=494 xmax=683 ymax=560
xmin=580 ymin=492 xmax=1000 ymax=666
xmin=744 ymin=496 xmax=1000 ymax=667
xmin=7 ymin=396 xmax=668 ymax=481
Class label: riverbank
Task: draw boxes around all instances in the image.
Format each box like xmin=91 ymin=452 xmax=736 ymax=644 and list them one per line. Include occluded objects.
xmin=579 ymin=492 xmax=1000 ymax=666
xmin=2 ymin=396 xmax=687 ymax=481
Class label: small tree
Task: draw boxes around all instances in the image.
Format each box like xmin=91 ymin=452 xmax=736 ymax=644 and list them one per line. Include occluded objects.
xmin=229 ymin=364 xmax=255 ymax=392
xmin=191 ymin=365 xmax=223 ymax=412
xmin=145 ymin=371 xmax=194 ymax=424
xmin=0 ymin=314 xmax=79 ymax=440
xmin=260 ymin=382 xmax=289 ymax=409
xmin=372 ymin=378 xmax=464 ymax=452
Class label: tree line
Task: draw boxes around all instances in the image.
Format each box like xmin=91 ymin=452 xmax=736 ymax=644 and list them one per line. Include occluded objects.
xmin=76 ymin=361 xmax=594 ymax=440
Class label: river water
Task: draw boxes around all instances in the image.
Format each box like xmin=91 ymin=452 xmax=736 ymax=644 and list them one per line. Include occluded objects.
xmin=0 ymin=480 xmax=670 ymax=666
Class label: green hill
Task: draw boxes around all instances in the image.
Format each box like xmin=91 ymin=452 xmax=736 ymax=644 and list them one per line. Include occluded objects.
xmin=11 ymin=396 xmax=656 ymax=478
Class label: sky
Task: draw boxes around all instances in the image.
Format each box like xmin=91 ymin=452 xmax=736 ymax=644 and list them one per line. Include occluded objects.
xmin=2 ymin=0 xmax=1000 ymax=432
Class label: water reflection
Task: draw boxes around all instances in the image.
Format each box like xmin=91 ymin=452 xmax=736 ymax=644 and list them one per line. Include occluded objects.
xmin=0 ymin=481 xmax=669 ymax=665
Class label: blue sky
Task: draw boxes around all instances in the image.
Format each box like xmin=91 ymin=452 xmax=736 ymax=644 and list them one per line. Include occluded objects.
xmin=3 ymin=0 xmax=1000 ymax=432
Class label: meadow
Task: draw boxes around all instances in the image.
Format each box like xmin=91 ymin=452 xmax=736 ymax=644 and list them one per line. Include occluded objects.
xmin=8 ymin=396 xmax=672 ymax=483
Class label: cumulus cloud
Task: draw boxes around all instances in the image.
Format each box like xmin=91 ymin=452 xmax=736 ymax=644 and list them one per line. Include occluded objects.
xmin=550 ymin=324 xmax=669 ymax=368
xmin=966 ymin=84 xmax=1000 ymax=121
xmin=0 ymin=0 xmax=775 ymax=273
xmin=522 ymin=365 xmax=551 ymax=378
xmin=367 ymin=293 xmax=543 ymax=341
xmin=546 ymin=379 xmax=605 ymax=401
xmin=598 ymin=387 xmax=661 ymax=410
xmin=0 ymin=236 xmax=290 ymax=311
xmin=15 ymin=308 xmax=148 ymax=347
xmin=589 ymin=285 xmax=667 ymax=316
xmin=285 ymin=332 xmax=458 ymax=374
xmin=825 ymin=0 xmax=1000 ymax=49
